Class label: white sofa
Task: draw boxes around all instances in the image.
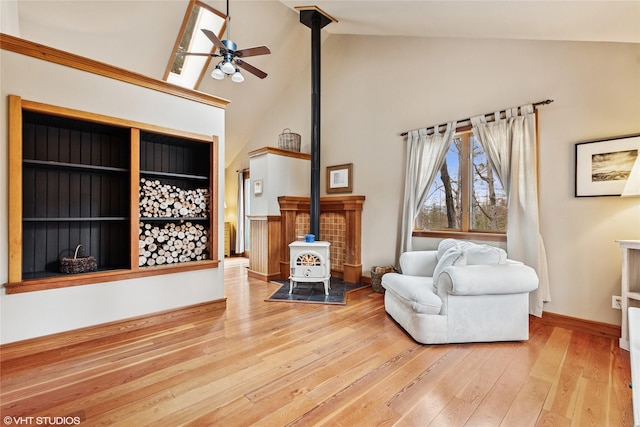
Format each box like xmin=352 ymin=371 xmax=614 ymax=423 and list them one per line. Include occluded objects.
xmin=630 ymin=307 xmax=639 ymax=426
xmin=381 ymin=239 xmax=539 ymax=344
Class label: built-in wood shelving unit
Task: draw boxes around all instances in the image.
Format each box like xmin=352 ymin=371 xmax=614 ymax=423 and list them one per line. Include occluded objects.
xmin=5 ymin=95 xmax=219 ymax=294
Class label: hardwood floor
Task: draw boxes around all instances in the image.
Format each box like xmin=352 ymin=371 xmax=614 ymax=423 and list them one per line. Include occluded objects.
xmin=0 ymin=258 xmax=634 ymax=426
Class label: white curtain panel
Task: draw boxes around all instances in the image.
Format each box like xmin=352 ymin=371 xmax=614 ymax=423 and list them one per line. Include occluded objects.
xmin=471 ymin=105 xmax=550 ymax=316
xmin=400 ymin=122 xmax=457 ymax=254
xmin=235 ymin=171 xmax=245 ymax=254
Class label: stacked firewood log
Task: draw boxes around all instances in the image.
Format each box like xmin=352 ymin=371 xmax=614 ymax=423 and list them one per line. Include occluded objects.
xmin=138 ymin=222 xmax=209 ymax=267
xmin=138 ymin=178 xmax=210 ymax=267
xmin=139 ymin=178 xmax=209 ymax=218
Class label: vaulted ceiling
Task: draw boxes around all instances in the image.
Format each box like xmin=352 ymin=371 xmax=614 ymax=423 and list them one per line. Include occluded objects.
xmin=12 ymin=1 xmax=640 ymax=166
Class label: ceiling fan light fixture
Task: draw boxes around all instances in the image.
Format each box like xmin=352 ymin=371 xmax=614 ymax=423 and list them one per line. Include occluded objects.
xmin=211 ymin=64 xmax=225 ymax=80
xmin=221 ymin=60 xmax=236 ymax=75
xmin=231 ymin=69 xmax=244 ymax=83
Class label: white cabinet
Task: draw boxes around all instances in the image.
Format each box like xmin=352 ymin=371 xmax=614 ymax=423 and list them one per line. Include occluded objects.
xmin=246 ymin=147 xmax=310 ymax=280
xmin=247 ymin=147 xmax=310 ymax=216
xmin=629 ymin=307 xmax=639 ymax=426
xmin=617 ymin=240 xmax=640 ymax=351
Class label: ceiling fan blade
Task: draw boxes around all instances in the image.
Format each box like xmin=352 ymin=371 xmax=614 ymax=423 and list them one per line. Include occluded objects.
xmin=235 ymin=45 xmax=271 ymax=58
xmin=236 ymin=59 xmax=267 ymax=79
xmin=201 ymin=28 xmax=226 ymax=51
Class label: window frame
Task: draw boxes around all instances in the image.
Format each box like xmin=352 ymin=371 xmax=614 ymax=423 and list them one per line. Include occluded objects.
xmin=412 ymin=125 xmax=512 ymax=243
xmin=163 ymin=0 xmax=227 ymax=89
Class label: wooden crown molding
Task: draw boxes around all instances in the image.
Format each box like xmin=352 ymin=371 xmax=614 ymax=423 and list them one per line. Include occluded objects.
xmin=0 ymin=33 xmax=230 ymax=109
xmin=248 ymin=146 xmax=311 ymax=161
xmin=278 ymin=195 xmax=365 ymax=212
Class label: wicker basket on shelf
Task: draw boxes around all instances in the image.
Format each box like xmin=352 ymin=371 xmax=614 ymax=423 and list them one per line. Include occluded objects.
xmin=60 ymin=244 xmax=97 ymax=274
xmin=370 ymin=265 xmax=396 ymax=293
xmin=278 ymin=128 xmax=301 ymax=152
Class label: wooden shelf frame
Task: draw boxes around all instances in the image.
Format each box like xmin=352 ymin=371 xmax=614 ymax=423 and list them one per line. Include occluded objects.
xmin=140 ymin=170 xmax=209 ymax=181
xmin=23 ymin=159 xmax=129 ymax=173
xmin=140 ymin=217 xmax=209 ymax=222
xmin=23 ymin=217 xmax=129 ymax=222
xmin=5 ymin=95 xmax=220 ymax=294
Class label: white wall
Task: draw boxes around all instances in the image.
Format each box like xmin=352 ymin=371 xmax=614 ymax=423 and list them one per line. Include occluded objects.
xmin=228 ymin=34 xmax=640 ymax=326
xmin=0 ymin=50 xmax=226 ymax=344
xmin=0 ymin=1 xmax=19 ymax=36
xmin=249 ymin=152 xmax=311 ymax=216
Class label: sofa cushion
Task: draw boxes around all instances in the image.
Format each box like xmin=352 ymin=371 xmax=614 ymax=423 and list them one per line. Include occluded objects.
xmin=399 ymin=250 xmax=438 ymax=277
xmin=381 ymin=273 xmax=441 ymax=315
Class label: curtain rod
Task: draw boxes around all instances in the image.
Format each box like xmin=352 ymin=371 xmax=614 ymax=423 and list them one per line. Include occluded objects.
xmin=400 ymin=99 xmax=554 ymax=137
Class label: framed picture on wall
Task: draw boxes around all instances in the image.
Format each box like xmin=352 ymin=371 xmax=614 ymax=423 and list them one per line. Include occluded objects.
xmin=326 ymin=163 xmax=353 ymax=194
xmin=575 ymin=135 xmax=640 ymax=197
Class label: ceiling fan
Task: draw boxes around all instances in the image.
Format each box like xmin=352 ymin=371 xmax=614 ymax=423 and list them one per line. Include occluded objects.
xmin=177 ymin=0 xmax=271 ymax=82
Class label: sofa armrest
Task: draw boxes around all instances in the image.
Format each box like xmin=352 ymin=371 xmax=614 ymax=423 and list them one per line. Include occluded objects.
xmin=399 ymin=251 xmax=438 ymax=277
xmin=439 ymin=264 xmax=539 ymax=296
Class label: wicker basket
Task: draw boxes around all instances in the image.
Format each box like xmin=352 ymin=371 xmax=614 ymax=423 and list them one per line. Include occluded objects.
xmin=60 ymin=244 xmax=97 ymax=274
xmin=278 ymin=128 xmax=301 ymax=152
xmin=371 ymin=265 xmax=396 ymax=293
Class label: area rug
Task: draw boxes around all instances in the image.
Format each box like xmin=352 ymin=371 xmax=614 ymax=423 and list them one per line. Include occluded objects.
xmin=265 ymin=278 xmax=369 ymax=305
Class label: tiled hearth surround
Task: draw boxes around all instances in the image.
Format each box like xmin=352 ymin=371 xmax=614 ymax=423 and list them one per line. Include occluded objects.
xmin=294 ymin=212 xmax=346 ymax=272
xmin=247 ymin=195 xmax=364 ymax=283
xmin=278 ymin=196 xmax=365 ymax=283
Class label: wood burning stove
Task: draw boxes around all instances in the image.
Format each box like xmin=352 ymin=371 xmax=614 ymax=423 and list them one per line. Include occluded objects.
xmin=289 ymin=241 xmax=331 ymax=295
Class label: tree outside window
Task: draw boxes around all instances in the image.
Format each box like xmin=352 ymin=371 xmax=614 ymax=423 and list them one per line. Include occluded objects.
xmin=416 ymin=131 xmax=507 ymax=233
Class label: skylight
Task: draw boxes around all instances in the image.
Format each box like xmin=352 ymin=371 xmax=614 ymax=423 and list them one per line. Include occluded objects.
xmin=165 ymin=0 xmax=225 ymax=89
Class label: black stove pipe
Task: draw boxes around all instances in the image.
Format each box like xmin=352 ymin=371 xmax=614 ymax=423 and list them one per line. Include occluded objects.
xmin=309 ymin=13 xmax=321 ymax=237
xmin=299 ymin=7 xmax=334 ymax=238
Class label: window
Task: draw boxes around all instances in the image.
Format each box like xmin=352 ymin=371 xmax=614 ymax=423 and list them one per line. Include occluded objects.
xmin=164 ymin=0 xmax=226 ymax=89
xmin=416 ymin=131 xmax=507 ymax=234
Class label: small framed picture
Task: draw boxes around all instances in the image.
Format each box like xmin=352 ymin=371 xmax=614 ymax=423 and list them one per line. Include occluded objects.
xmin=326 ymin=163 xmax=353 ymax=194
xmin=253 ymin=179 xmax=263 ymax=195
xmin=575 ymin=135 xmax=640 ymax=197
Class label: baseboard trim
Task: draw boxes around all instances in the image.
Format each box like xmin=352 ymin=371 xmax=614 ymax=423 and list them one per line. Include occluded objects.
xmin=247 ymin=269 xmax=281 ymax=282
xmin=0 ymin=298 xmax=227 ymax=361
xmin=534 ymin=311 xmax=621 ymax=341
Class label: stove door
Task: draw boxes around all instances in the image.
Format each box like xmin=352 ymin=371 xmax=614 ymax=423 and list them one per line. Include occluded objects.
xmin=291 ymin=251 xmax=326 ymax=279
